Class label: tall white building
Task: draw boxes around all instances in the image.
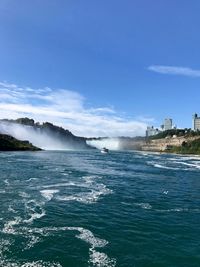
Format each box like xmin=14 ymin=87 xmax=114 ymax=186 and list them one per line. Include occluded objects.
xmin=192 ymin=113 xmax=200 ymax=131
xmin=146 ymin=126 xmax=161 ymax=137
xmin=164 ymin=118 xmax=172 ymax=131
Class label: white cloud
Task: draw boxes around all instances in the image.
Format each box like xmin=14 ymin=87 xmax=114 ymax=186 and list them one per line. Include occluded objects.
xmin=0 ymin=81 xmax=147 ymax=137
xmin=148 ymin=65 xmax=200 ymax=77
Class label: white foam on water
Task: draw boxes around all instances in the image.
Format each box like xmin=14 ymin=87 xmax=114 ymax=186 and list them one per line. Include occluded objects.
xmin=3 ymin=225 xmax=42 ymax=251
xmin=0 ymin=170 xmax=115 ymax=267
xmin=135 ymin=203 xmax=152 ymax=210
xmin=83 ymin=175 xmax=101 ymax=184
xmin=23 ymin=236 xmax=41 ymax=250
xmin=40 ymin=174 xmax=112 ymax=204
xmin=21 ymin=261 xmax=62 ymax=267
xmin=3 ymin=217 xmax=22 ymax=234
xmin=0 ymin=227 xmax=57 ymax=265
xmin=177 ymin=156 xmax=200 ymax=161
xmin=46 ymin=226 xmax=116 ymax=267
xmin=56 ymin=185 xmax=112 ymax=204
xmin=8 ymin=205 xmax=18 ymax=214
xmin=70 ymin=227 xmax=108 ymax=248
xmin=24 ymin=200 xmax=46 ymax=224
xmin=41 ymin=176 xmax=102 ymax=189
xmin=177 ymin=161 xmax=200 ymax=169
xmin=0 ymin=259 xmax=62 ymax=267
xmin=1 ymin=224 xmax=116 ymax=267
xmin=40 ymin=189 xmax=59 ymax=201
xmin=89 ymin=248 xmax=116 ymax=267
xmin=56 ymin=195 xmax=82 ymax=202
xmin=157 ymin=207 xmax=200 ymax=213
xmin=0 ymin=239 xmax=11 ymax=256
xmin=120 ymin=201 xmax=131 ymax=206
xmin=26 ymin=178 xmax=39 ymax=182
xmin=152 ymin=163 xmax=180 ymax=170
xmin=41 ymin=182 xmax=76 ymax=188
xmin=168 ymin=158 xmax=179 ymax=161
xmin=64 ymin=226 xmax=115 ymax=267
xmin=4 ymin=179 xmax=10 ymax=186
xmin=4 ymin=226 xmax=109 ymax=249
xmin=167 ymin=208 xmax=188 ymax=212
xmin=163 ymin=190 xmax=168 ymax=195
xmin=191 ymin=160 xmax=200 ymax=165
xmin=0 ymin=189 xmax=6 ymax=193
xmin=19 ymin=192 xmax=30 ymax=198
xmin=55 ymin=174 xmax=112 ymax=204
xmin=141 ymin=153 xmax=148 ymax=156
xmin=23 ymin=209 xmax=45 ymax=224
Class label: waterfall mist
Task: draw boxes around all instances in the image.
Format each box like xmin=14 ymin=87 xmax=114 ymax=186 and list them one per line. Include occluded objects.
xmin=0 ymin=121 xmax=77 ymax=150
xmin=86 ymin=138 xmax=120 ymax=150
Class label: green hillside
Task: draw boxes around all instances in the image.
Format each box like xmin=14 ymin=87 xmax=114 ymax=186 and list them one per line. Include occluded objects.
xmin=0 ymin=134 xmax=41 ymax=151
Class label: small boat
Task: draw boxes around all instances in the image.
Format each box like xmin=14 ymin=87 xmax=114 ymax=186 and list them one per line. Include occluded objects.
xmin=101 ymin=147 xmax=109 ymax=153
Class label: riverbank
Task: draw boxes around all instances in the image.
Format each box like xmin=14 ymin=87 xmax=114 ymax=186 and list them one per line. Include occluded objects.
xmin=140 ymin=136 xmax=200 ymax=155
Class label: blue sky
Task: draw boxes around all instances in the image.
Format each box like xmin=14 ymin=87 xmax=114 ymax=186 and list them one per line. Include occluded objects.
xmin=0 ymin=0 xmax=200 ymax=136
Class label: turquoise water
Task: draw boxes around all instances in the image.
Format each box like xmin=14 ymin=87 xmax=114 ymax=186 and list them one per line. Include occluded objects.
xmin=0 ymin=150 xmax=200 ymax=267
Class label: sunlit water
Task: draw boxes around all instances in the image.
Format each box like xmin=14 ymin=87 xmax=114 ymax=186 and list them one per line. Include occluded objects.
xmin=0 ymin=150 xmax=200 ymax=267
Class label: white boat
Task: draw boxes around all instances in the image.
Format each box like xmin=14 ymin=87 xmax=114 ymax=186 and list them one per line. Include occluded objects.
xmin=101 ymin=147 xmax=109 ymax=153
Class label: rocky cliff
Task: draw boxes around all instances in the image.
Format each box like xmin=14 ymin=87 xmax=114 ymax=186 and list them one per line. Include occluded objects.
xmin=141 ymin=136 xmax=200 ymax=153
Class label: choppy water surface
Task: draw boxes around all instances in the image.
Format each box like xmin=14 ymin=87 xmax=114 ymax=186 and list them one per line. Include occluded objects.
xmin=0 ymin=150 xmax=200 ymax=267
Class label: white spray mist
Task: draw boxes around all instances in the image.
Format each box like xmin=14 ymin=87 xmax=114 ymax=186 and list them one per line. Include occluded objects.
xmin=86 ymin=138 xmax=120 ymax=150
xmin=0 ymin=122 xmax=73 ymax=150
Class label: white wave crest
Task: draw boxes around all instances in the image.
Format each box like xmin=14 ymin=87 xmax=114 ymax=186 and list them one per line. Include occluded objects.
xmin=40 ymin=189 xmax=59 ymax=201
xmin=149 ymin=162 xmax=180 ymax=170
xmin=177 ymin=161 xmax=200 ymax=169
xmin=135 ymin=203 xmax=152 ymax=210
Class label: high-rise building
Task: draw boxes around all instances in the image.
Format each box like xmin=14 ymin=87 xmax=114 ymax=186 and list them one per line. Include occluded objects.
xmin=146 ymin=126 xmax=160 ymax=137
xmin=164 ymin=118 xmax=172 ymax=131
xmin=192 ymin=113 xmax=200 ymax=131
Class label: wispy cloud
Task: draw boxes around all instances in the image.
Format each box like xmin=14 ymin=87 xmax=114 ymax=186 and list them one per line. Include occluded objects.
xmin=0 ymin=81 xmax=148 ymax=137
xmin=148 ymin=65 xmax=200 ymax=77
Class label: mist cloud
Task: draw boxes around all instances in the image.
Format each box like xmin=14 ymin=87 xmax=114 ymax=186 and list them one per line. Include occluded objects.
xmin=86 ymin=138 xmax=120 ymax=150
xmin=0 ymin=121 xmax=75 ymax=150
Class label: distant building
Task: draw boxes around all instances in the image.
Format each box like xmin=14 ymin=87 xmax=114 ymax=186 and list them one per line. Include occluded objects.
xmin=164 ymin=118 xmax=172 ymax=131
xmin=192 ymin=113 xmax=200 ymax=131
xmin=146 ymin=126 xmax=161 ymax=137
